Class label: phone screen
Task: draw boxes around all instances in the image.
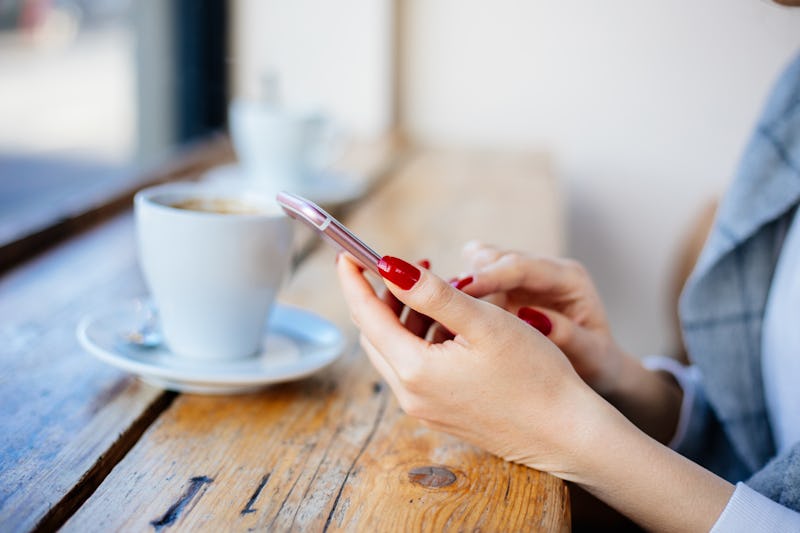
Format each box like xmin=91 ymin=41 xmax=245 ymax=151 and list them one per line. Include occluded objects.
xmin=276 ymin=192 xmax=382 ymax=275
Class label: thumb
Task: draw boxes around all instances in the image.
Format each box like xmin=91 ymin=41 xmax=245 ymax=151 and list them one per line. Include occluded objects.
xmin=377 ymin=255 xmax=499 ymax=343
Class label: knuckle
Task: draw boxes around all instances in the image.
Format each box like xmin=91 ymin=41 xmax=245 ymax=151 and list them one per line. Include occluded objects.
xmin=395 ymin=357 xmax=426 ymax=390
xmin=417 ymin=278 xmax=457 ymax=316
xmin=505 ymin=251 xmax=524 ymax=264
xmin=563 ymin=258 xmax=588 ymax=277
xmin=398 ymin=393 xmax=425 ymax=418
xmin=560 ymin=259 xmax=589 ymax=287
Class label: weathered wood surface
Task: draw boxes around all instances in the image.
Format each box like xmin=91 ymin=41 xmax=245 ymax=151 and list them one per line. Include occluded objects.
xmin=0 ymin=214 xmax=170 ymax=533
xmin=64 ymin=150 xmax=569 ymax=532
xmin=0 ymin=137 xmax=398 ymax=533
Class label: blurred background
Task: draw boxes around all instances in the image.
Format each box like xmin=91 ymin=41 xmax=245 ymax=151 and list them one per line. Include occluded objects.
xmin=2 ymin=0 xmax=799 ymax=357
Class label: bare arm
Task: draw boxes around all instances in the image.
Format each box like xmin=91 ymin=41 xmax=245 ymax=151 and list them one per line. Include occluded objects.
xmin=336 ymin=254 xmax=733 ymax=531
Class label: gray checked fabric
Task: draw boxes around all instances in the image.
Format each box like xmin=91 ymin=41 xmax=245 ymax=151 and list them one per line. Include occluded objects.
xmin=678 ymin=50 xmax=800 ymax=510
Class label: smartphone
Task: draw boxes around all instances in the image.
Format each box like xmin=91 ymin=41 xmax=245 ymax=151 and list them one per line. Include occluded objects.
xmin=276 ymin=191 xmax=382 ymax=275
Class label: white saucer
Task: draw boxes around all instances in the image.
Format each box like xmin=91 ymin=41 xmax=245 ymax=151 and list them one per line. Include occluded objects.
xmin=77 ymin=300 xmax=346 ymax=394
xmin=202 ymin=163 xmax=366 ymax=206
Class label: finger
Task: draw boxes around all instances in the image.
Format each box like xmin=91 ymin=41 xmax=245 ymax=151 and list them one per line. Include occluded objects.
xmin=376 ymin=255 xmax=501 ymax=345
xmin=403 ymin=307 xmax=435 ymax=339
xmin=359 ymin=333 xmax=405 ymax=395
xmin=462 ymin=240 xmax=503 ymax=270
xmin=516 ymin=305 xmax=598 ymax=365
xmin=337 ymin=254 xmax=430 ymax=374
xmin=463 ymin=253 xmax=585 ymax=301
xmin=405 ymin=275 xmax=472 ymax=338
xmin=382 ymin=287 xmax=404 ymax=317
xmin=403 ymin=259 xmax=437 ymax=337
xmin=429 ymin=322 xmax=455 ymax=344
xmin=381 ymin=259 xmax=431 ymax=320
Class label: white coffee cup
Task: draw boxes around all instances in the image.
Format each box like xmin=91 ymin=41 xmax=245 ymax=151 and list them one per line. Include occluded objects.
xmin=228 ymin=99 xmax=339 ymax=194
xmin=134 ymin=182 xmax=294 ymax=361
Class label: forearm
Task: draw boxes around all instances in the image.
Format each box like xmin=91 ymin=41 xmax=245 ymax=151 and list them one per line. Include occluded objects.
xmin=603 ymin=352 xmax=683 ymax=444
xmin=569 ymin=395 xmax=734 ymax=532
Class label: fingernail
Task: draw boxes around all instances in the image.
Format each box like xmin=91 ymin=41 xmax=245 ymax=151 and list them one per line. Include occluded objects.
xmin=450 ymin=276 xmax=473 ymax=290
xmin=517 ymin=307 xmax=552 ymax=336
xmin=418 ymin=259 xmax=431 ymax=269
xmin=377 ymin=256 xmax=421 ymax=290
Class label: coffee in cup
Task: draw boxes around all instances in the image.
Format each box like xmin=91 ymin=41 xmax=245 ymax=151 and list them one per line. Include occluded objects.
xmin=168 ymin=197 xmax=265 ymax=215
xmin=134 ymin=182 xmax=294 ymax=361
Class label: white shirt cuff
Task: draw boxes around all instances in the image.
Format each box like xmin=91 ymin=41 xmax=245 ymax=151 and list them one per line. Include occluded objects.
xmin=711 ymin=482 xmax=800 ymax=532
xmin=642 ymin=355 xmax=700 ymax=450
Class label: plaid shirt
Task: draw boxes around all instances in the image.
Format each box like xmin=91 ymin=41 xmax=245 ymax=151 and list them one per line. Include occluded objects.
xmin=678 ymin=50 xmax=800 ymax=510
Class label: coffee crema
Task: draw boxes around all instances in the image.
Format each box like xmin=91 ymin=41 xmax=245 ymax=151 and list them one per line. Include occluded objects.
xmin=169 ymin=197 xmax=265 ymax=215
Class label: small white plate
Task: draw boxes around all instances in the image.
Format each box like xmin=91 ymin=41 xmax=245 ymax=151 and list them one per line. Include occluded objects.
xmin=77 ymin=300 xmax=346 ymax=394
xmin=202 ymin=163 xmax=366 ymax=207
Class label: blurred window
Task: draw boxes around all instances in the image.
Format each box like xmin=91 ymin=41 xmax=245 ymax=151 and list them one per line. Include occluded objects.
xmin=0 ymin=0 xmax=228 ymax=256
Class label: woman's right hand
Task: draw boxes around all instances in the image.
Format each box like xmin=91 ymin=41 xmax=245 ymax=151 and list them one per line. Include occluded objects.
xmin=458 ymin=242 xmax=683 ymax=444
xmin=459 ymin=241 xmax=630 ymax=396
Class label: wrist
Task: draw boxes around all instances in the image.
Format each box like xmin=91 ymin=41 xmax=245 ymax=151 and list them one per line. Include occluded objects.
xmin=571 ymin=408 xmax=734 ymax=531
xmin=539 ymin=382 xmax=624 ymax=482
xmin=603 ymin=355 xmax=683 ymax=444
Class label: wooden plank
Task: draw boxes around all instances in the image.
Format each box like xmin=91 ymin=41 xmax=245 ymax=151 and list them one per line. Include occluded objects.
xmin=64 ymin=149 xmax=569 ymax=531
xmin=0 ymin=136 xmax=400 ymax=532
xmin=0 ymin=214 xmax=171 ymax=533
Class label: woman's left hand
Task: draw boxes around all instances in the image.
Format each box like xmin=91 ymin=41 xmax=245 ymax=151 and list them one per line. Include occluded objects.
xmin=336 ymin=253 xmax=607 ymax=478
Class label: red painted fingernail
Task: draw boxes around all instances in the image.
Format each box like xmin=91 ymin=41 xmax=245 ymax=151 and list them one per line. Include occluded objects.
xmin=377 ymin=256 xmax=421 ymax=290
xmin=418 ymin=259 xmax=431 ymax=269
xmin=450 ymin=276 xmax=473 ymax=290
xmin=517 ymin=307 xmax=552 ymax=336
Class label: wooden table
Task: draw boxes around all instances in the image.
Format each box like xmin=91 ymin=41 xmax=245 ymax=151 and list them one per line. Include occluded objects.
xmin=0 ymin=142 xmax=568 ymax=532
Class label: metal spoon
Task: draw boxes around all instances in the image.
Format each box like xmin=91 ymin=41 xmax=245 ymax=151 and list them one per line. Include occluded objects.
xmin=122 ymin=300 xmax=162 ymax=348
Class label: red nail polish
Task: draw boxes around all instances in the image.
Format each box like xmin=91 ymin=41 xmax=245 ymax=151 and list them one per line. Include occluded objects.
xmin=377 ymin=256 xmax=421 ymax=290
xmin=450 ymin=276 xmax=473 ymax=290
xmin=517 ymin=307 xmax=552 ymax=336
xmin=418 ymin=259 xmax=431 ymax=269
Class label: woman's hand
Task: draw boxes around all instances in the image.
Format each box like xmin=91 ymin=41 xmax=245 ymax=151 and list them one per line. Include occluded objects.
xmin=458 ymin=242 xmax=683 ymax=444
xmin=336 ymin=253 xmax=606 ymax=478
xmin=458 ymin=242 xmax=629 ymax=396
xmin=336 ymin=253 xmax=733 ymax=533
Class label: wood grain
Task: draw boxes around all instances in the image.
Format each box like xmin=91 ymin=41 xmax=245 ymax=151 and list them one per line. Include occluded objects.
xmin=64 ymin=149 xmax=569 ymax=532
xmin=0 ymin=136 xmax=399 ymax=532
xmin=0 ymin=214 xmax=171 ymax=533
